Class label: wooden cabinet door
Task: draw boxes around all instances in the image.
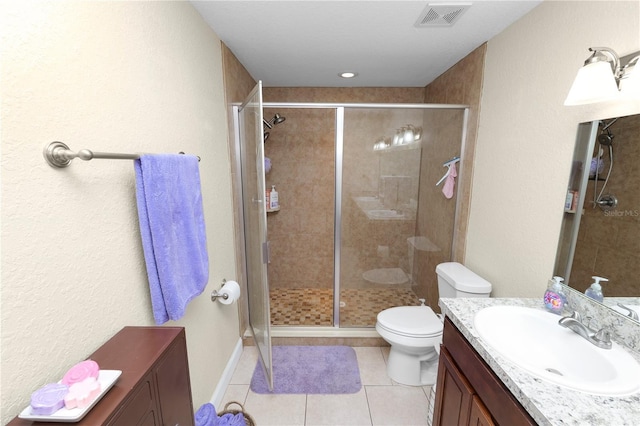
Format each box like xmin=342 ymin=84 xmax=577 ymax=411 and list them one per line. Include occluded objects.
xmin=433 ymin=348 xmax=474 ymax=426
xmin=154 ymin=336 xmax=194 ymax=426
xmin=469 ymin=395 xmax=495 ymax=426
xmin=106 ymin=373 xmax=159 ymax=426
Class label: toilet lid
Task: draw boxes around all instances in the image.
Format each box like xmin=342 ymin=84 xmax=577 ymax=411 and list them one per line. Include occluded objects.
xmin=377 ymin=306 xmax=442 ymax=337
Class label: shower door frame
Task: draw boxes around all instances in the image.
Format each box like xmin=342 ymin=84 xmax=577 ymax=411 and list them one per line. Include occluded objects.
xmin=254 ymin=102 xmax=470 ymax=329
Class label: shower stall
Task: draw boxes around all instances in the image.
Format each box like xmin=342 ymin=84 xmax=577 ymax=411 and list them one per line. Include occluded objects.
xmin=235 ymin=93 xmax=469 ymax=334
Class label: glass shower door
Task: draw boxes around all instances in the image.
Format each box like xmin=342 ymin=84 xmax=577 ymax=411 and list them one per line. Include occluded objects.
xmin=238 ymin=82 xmax=273 ymax=389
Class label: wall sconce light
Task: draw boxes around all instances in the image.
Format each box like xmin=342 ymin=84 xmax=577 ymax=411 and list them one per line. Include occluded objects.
xmin=564 ymin=47 xmax=640 ymax=105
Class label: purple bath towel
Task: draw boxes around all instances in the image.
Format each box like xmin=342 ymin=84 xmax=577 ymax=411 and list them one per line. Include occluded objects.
xmin=134 ymin=154 xmax=209 ymax=324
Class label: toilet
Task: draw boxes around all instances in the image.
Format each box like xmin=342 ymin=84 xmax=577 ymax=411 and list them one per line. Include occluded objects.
xmin=375 ymin=262 xmax=492 ymax=386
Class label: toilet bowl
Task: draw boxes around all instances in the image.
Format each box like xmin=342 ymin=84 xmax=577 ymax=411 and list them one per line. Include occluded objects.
xmin=375 ymin=262 xmax=492 ymax=386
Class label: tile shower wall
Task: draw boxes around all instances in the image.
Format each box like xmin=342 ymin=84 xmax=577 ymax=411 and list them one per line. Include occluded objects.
xmin=341 ymin=108 xmax=423 ymax=289
xmin=262 ymin=87 xmax=481 ymax=316
xmin=411 ymin=109 xmax=465 ymax=312
xmin=262 ymin=88 xmax=425 ymax=299
xmin=264 ymin=107 xmax=336 ymax=290
xmin=570 ymin=113 xmax=640 ymax=296
xmin=420 ymin=44 xmax=486 ymax=312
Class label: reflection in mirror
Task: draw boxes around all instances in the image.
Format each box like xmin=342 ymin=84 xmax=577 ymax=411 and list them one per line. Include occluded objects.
xmin=555 ymin=114 xmax=640 ymax=322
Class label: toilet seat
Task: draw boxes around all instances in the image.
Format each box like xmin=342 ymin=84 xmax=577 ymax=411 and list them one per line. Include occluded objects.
xmin=376 ymin=306 xmax=443 ymax=338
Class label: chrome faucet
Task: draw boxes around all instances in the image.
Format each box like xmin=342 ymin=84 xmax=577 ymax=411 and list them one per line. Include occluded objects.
xmin=558 ymin=311 xmax=612 ymax=350
xmin=616 ymin=303 xmax=639 ymax=321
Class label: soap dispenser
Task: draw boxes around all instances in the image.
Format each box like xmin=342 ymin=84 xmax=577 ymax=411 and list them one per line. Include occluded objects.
xmin=544 ymin=276 xmax=566 ymax=315
xmin=585 ymin=276 xmax=608 ymax=303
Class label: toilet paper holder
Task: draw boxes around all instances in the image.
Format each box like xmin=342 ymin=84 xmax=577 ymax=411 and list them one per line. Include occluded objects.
xmin=211 ymin=278 xmax=241 ymax=303
xmin=211 ymin=279 xmax=230 ymax=303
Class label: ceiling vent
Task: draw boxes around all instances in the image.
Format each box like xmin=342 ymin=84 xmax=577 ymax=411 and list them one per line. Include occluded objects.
xmin=415 ymin=3 xmax=471 ymax=27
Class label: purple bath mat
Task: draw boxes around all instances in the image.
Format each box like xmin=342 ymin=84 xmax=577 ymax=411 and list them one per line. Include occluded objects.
xmin=250 ymin=346 xmax=362 ymax=394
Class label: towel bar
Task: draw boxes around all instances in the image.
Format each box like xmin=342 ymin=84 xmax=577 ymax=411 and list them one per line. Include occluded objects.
xmin=43 ymin=141 xmax=199 ymax=168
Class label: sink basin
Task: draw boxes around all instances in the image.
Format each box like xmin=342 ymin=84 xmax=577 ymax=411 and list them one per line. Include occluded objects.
xmin=473 ymin=305 xmax=640 ymax=396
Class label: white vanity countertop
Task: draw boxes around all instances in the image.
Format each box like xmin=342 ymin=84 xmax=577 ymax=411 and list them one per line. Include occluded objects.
xmin=439 ymin=297 xmax=640 ymax=426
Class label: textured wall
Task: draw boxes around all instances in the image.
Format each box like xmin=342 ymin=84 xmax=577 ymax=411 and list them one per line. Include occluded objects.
xmin=1 ymin=2 xmax=238 ymax=422
xmin=466 ymin=0 xmax=640 ymax=297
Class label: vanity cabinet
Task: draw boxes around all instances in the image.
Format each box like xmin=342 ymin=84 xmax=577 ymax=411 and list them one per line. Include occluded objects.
xmin=433 ymin=318 xmax=535 ymax=426
xmin=10 ymin=326 xmax=194 ymax=426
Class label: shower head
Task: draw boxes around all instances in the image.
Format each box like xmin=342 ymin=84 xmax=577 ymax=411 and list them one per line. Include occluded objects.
xmin=272 ymin=113 xmax=286 ymax=125
xmin=598 ymin=131 xmax=614 ymax=146
xmin=264 ymin=113 xmax=286 ymax=129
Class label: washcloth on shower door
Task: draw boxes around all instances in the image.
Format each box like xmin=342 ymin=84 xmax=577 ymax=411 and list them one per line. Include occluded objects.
xmin=442 ymin=163 xmax=457 ymax=199
xmin=134 ymin=154 xmax=209 ymax=325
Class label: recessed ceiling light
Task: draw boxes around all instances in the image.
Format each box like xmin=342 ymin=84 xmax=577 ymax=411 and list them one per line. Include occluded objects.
xmin=339 ymin=71 xmax=358 ymax=78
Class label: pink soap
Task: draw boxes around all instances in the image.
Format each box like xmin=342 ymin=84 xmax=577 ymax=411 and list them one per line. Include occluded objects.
xmin=30 ymin=383 xmax=69 ymax=415
xmin=64 ymin=377 xmax=102 ymax=409
xmin=61 ymin=360 xmax=100 ymax=386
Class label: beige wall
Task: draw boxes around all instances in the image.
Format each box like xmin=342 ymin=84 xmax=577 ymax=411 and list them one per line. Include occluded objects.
xmin=466 ymin=0 xmax=640 ymax=297
xmin=1 ymin=2 xmax=238 ymax=422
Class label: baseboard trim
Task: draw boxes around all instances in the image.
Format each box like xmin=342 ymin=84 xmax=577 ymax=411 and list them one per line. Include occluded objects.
xmin=209 ymin=337 xmax=243 ymax=408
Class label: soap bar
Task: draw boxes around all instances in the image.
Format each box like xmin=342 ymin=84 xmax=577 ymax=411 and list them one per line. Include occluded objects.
xmin=64 ymin=377 xmax=102 ymax=409
xmin=61 ymin=360 xmax=100 ymax=386
xmin=30 ymin=383 xmax=69 ymax=415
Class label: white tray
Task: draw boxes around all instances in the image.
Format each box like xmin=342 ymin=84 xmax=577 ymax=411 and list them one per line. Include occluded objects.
xmin=18 ymin=370 xmax=122 ymax=422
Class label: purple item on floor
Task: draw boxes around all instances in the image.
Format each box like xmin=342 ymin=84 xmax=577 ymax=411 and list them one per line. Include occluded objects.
xmin=194 ymin=403 xmax=218 ymax=426
xmin=250 ymin=346 xmax=362 ymax=394
xmin=217 ymin=413 xmax=246 ymax=426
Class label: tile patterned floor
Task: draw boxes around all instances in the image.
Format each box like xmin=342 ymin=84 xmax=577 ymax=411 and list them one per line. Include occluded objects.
xmin=270 ymin=288 xmax=420 ymax=327
xmin=221 ymin=345 xmax=433 ymax=426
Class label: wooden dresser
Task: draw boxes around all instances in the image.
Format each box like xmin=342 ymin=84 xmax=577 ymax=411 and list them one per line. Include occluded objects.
xmin=9 ymin=326 xmax=194 ymax=426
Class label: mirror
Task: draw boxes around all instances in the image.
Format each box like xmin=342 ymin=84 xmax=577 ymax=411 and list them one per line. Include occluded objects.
xmin=554 ymin=113 xmax=640 ymax=322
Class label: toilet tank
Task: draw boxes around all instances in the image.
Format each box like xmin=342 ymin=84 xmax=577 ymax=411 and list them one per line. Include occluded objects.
xmin=436 ymin=262 xmax=492 ymax=298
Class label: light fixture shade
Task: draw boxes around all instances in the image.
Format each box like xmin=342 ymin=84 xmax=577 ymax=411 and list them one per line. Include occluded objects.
xmin=619 ymin=63 xmax=640 ymax=99
xmin=564 ymin=61 xmax=619 ymax=105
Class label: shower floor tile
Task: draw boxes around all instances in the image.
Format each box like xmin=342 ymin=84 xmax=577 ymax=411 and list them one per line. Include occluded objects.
xmin=341 ymin=287 xmax=420 ymax=327
xmin=270 ymin=288 xmax=333 ymax=326
xmin=269 ymin=287 xmax=419 ymax=327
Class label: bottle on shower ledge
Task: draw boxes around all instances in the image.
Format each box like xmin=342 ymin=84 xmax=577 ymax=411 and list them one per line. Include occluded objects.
xmin=269 ymin=185 xmax=279 ymax=210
